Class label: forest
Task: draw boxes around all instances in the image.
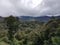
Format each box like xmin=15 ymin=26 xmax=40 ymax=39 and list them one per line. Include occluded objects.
xmin=0 ymin=16 xmax=60 ymax=45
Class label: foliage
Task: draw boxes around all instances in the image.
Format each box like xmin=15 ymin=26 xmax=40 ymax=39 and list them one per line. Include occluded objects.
xmin=0 ymin=16 xmax=60 ymax=45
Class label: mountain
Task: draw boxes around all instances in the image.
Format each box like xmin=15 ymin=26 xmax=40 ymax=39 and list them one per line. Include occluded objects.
xmin=19 ymin=16 xmax=34 ymax=21
xmin=34 ymin=16 xmax=50 ymax=22
xmin=18 ymin=16 xmax=60 ymax=22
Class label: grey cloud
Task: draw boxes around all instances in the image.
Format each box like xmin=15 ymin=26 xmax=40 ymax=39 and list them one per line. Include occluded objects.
xmin=0 ymin=0 xmax=60 ymax=17
xmin=39 ymin=0 xmax=60 ymax=16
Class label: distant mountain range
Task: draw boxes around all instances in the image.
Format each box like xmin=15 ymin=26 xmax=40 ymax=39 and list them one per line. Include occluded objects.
xmin=18 ymin=16 xmax=60 ymax=22
xmin=0 ymin=16 xmax=60 ymax=22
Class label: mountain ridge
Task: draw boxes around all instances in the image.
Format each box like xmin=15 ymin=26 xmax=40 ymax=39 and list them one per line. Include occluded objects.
xmin=18 ymin=16 xmax=60 ymax=22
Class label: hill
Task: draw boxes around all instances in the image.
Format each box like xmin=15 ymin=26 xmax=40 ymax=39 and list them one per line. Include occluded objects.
xmin=18 ymin=16 xmax=60 ymax=22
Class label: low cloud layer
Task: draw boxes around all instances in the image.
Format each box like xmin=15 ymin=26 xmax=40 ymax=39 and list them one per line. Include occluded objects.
xmin=0 ymin=0 xmax=60 ymax=17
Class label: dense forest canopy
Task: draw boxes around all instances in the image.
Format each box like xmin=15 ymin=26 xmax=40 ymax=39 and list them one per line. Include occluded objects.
xmin=0 ymin=16 xmax=60 ymax=45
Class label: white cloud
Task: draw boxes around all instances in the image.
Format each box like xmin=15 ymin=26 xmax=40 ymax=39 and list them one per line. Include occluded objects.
xmin=0 ymin=0 xmax=60 ymax=17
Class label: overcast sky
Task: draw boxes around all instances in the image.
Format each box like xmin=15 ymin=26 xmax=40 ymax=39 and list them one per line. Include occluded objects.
xmin=0 ymin=0 xmax=60 ymax=17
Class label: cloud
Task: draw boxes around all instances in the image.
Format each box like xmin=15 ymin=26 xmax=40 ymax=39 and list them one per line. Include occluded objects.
xmin=39 ymin=0 xmax=60 ymax=16
xmin=0 ymin=0 xmax=60 ymax=17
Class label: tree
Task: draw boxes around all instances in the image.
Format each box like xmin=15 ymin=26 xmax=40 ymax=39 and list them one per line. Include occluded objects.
xmin=4 ymin=15 xmax=19 ymax=41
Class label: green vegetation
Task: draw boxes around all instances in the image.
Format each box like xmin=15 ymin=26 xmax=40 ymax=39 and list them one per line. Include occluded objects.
xmin=0 ymin=16 xmax=60 ymax=45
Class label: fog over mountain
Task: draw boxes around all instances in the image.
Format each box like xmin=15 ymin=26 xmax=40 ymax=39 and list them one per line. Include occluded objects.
xmin=0 ymin=0 xmax=60 ymax=17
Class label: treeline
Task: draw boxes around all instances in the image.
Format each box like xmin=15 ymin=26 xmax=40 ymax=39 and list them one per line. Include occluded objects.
xmin=0 ymin=16 xmax=60 ymax=45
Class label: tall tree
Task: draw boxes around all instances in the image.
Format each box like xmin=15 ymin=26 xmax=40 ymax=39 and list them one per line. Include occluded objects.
xmin=4 ymin=15 xmax=19 ymax=41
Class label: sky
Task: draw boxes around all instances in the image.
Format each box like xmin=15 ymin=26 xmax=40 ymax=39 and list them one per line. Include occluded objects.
xmin=0 ymin=0 xmax=60 ymax=17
